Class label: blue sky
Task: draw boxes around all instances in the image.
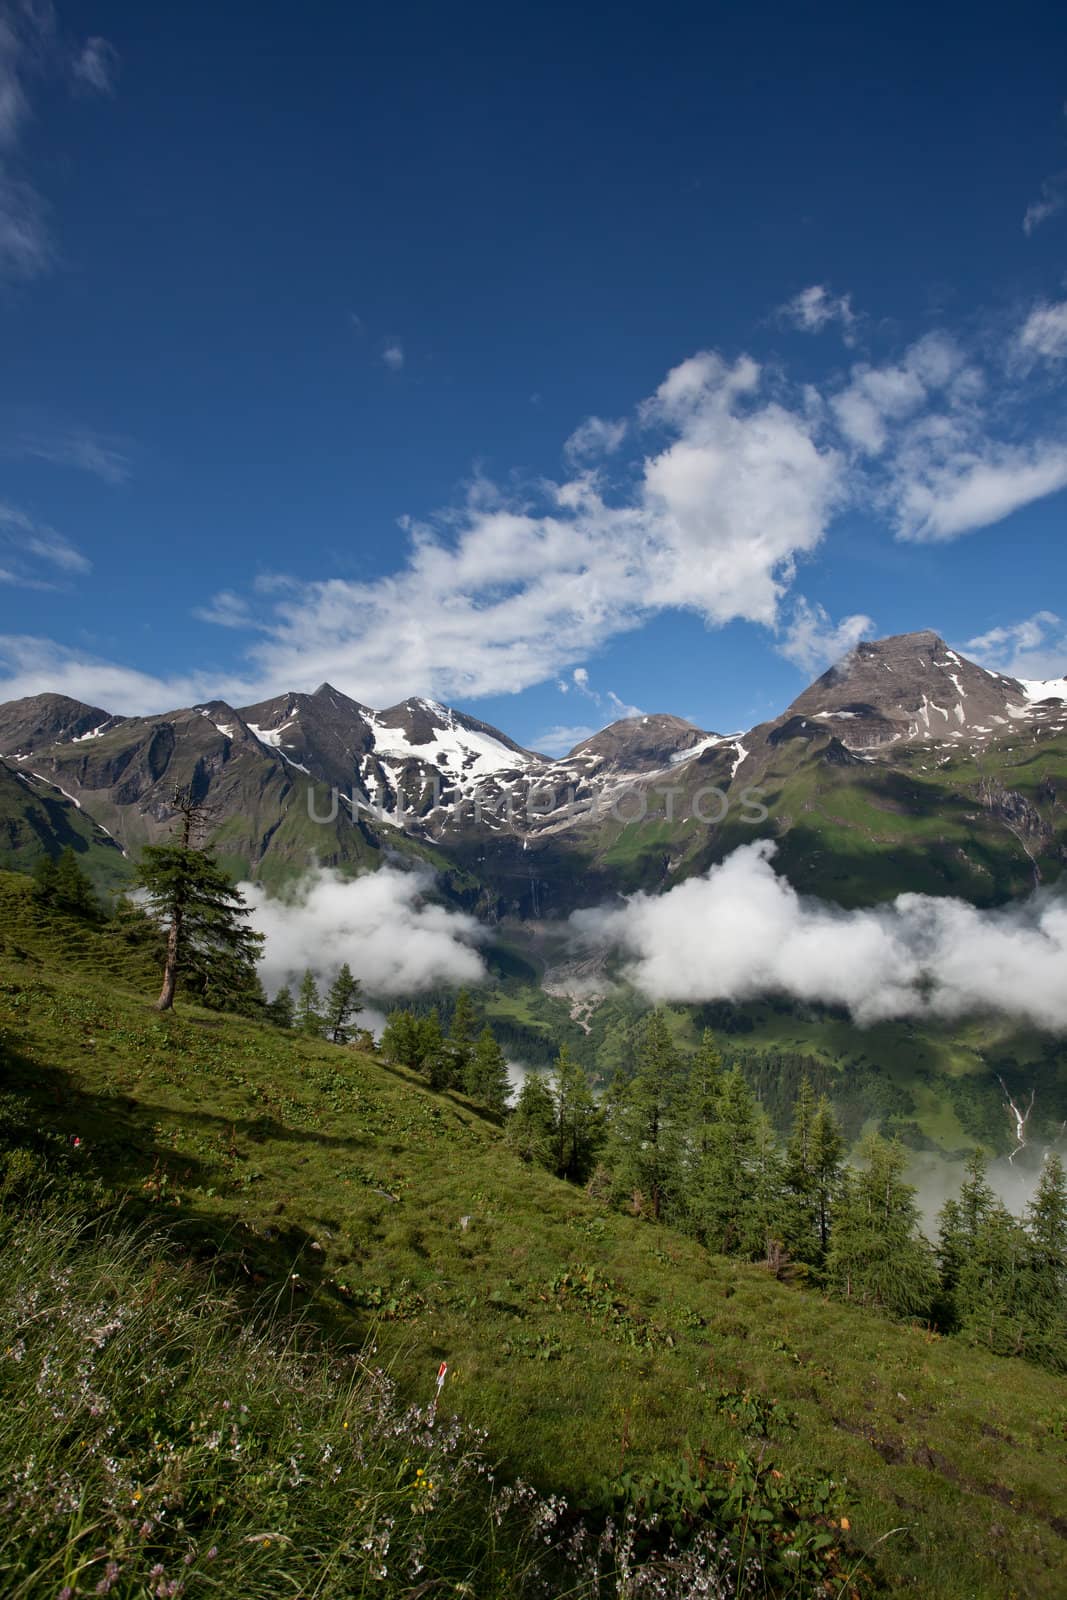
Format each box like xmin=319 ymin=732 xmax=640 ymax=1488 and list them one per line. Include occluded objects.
xmin=1 ymin=0 xmax=1066 ymax=754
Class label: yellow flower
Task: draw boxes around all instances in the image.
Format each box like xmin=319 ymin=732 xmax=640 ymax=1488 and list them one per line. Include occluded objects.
xmin=840 ymin=1516 xmax=851 ymax=1531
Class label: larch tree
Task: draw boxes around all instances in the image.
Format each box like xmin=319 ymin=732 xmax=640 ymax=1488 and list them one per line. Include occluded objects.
xmin=466 ymin=1025 xmax=510 ymax=1114
xmin=324 ymin=962 xmax=362 ymax=1044
xmin=135 ymin=789 xmax=263 ymax=1014
xmin=296 ymin=969 xmax=324 ymax=1034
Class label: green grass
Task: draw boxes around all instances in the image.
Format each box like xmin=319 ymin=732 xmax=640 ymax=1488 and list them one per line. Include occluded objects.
xmin=1 ymin=871 xmax=1066 ymax=1597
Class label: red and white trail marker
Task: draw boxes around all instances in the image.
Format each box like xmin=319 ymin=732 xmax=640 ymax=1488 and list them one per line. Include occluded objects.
xmin=428 ymin=1360 xmax=448 ymax=1426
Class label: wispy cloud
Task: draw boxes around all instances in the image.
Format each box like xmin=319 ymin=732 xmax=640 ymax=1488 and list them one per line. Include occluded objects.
xmin=381 ymin=341 xmax=404 ymax=372
xmin=0 ymin=1 xmax=119 ymax=281
xmin=964 ymin=610 xmax=1067 ymax=682
xmin=9 ymin=424 xmax=132 ymax=483
xmin=777 ymin=598 xmax=874 ymax=675
xmin=564 ymin=414 xmax=627 ymax=464
xmin=0 ymin=500 xmax=90 ymax=582
xmin=531 ymin=722 xmax=599 ymax=757
xmin=779 ymin=283 xmax=856 ymax=337
xmin=1022 ymin=170 xmax=1067 ymax=235
xmin=1018 ymin=299 xmax=1067 ymax=362
xmin=71 ymin=35 xmax=119 ymax=96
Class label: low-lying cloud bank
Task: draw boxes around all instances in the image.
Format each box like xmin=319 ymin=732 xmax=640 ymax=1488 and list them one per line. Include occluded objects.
xmin=242 ymin=865 xmax=488 ymax=997
xmin=570 ymin=841 xmax=1067 ymax=1031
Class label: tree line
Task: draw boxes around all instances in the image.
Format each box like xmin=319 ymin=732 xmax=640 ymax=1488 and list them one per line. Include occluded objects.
xmin=504 ymin=1011 xmax=1067 ymax=1373
xmin=30 ymin=816 xmax=1066 ymax=1371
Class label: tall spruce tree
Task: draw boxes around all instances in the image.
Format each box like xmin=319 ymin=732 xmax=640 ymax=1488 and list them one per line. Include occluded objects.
xmin=827 ymin=1134 xmax=937 ymax=1318
xmin=266 ymin=984 xmax=295 ymax=1028
xmin=694 ymin=1068 xmax=773 ymax=1257
xmin=296 ymin=970 xmax=324 ymax=1035
xmin=549 ymin=1045 xmax=600 ymax=1182
xmin=448 ymin=989 xmax=479 ymax=1079
xmin=135 ymin=792 xmax=262 ymax=1013
xmin=607 ymin=1010 xmax=683 ymax=1219
xmin=324 ymin=962 xmax=362 ymax=1043
xmin=783 ymin=1080 xmax=844 ymax=1265
xmin=466 ymin=1025 xmax=510 ymax=1114
xmin=507 ymin=1073 xmax=556 ymax=1168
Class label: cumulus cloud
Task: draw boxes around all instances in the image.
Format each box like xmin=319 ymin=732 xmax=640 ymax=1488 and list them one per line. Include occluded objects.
xmin=779 ymin=284 xmax=855 ymax=336
xmin=964 ymin=610 xmax=1067 ymax=682
xmin=382 ymin=342 xmax=404 ymax=371
xmin=1018 ymin=299 xmax=1067 ymax=362
xmin=777 ymin=597 xmax=874 ymax=674
xmin=243 ymin=865 xmax=488 ymax=997
xmin=570 ymin=841 xmax=1067 ymax=1032
xmin=8 ymin=312 xmax=1067 ymax=715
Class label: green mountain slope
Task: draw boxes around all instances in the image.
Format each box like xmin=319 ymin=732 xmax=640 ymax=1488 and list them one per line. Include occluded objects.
xmin=1 ymin=872 xmax=1065 ymax=1599
xmin=0 ymin=759 xmax=131 ymax=893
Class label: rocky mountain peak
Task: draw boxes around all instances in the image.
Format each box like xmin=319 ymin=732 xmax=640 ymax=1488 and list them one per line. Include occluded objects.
xmin=0 ymin=693 xmax=120 ymax=756
xmin=784 ymin=630 xmax=1043 ymax=750
xmin=563 ymin=714 xmax=714 ymax=773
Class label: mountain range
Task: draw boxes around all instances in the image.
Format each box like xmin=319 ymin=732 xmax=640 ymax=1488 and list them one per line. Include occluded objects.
xmin=1 ymin=627 xmax=1065 ymax=916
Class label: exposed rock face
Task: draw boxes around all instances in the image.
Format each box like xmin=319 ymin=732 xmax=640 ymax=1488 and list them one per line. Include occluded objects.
xmin=783 ymin=629 xmax=1060 ymax=751
xmin=0 ymin=694 xmax=121 ymax=754
xmin=565 ymin=714 xmax=716 ymax=773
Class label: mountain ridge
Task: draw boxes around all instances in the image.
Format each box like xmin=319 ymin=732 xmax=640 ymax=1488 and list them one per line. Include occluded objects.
xmin=1 ymin=629 xmax=1064 ymax=912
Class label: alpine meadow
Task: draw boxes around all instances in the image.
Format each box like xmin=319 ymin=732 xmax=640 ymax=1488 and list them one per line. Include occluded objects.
xmin=2 ymin=3 xmax=1067 ymax=1597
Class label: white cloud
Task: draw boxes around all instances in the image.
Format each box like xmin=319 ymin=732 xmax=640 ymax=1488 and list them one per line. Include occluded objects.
xmin=72 ymin=36 xmax=119 ymax=95
xmin=571 ymin=840 xmax=1067 ymax=1031
xmin=532 ymin=723 xmax=598 ymax=757
xmin=0 ymin=634 xmax=239 ymax=713
xmin=0 ymin=501 xmax=90 ymax=581
xmin=892 ymin=439 xmax=1067 ymax=542
xmin=777 ymin=598 xmax=874 ymax=674
xmin=244 ymin=865 xmax=488 ymax=997
xmin=779 ymin=284 xmax=855 ymax=336
xmin=382 ymin=342 xmax=404 ymax=371
xmin=0 ymin=3 xmax=117 ymax=281
xmin=964 ymin=611 xmax=1067 ymax=681
xmin=10 ymin=425 xmax=131 ymax=483
xmin=8 ymin=315 xmax=1067 ymax=716
xmin=1018 ymin=300 xmax=1067 ymax=361
xmin=564 ymin=414 xmax=627 ymax=463
xmin=193 ymin=590 xmax=258 ymax=630
xmin=1023 ymin=171 xmax=1067 ymax=235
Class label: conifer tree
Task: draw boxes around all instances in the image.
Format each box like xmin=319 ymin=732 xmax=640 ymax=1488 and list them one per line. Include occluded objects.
xmin=783 ymin=1081 xmax=843 ymax=1264
xmin=324 ymin=961 xmax=362 ymax=1043
xmin=296 ymin=969 xmax=324 ymax=1035
xmin=266 ymin=984 xmax=295 ymax=1028
xmin=466 ymin=1025 xmax=510 ymax=1114
xmin=448 ymin=988 xmax=479 ymax=1080
xmin=607 ymin=1010 xmax=683 ymax=1219
xmin=682 ymin=1029 xmax=722 ymax=1160
xmin=506 ymin=1072 xmax=556 ymax=1168
xmin=550 ymin=1045 xmax=600 ymax=1182
xmin=827 ymin=1134 xmax=936 ymax=1318
xmin=380 ymin=1009 xmax=422 ymax=1068
xmin=694 ymin=1068 xmax=771 ymax=1256
xmin=135 ymin=792 xmax=263 ymax=1012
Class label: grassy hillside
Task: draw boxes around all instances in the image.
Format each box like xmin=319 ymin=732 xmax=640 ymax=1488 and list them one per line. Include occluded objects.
xmin=1 ymin=872 xmax=1065 ymax=1597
